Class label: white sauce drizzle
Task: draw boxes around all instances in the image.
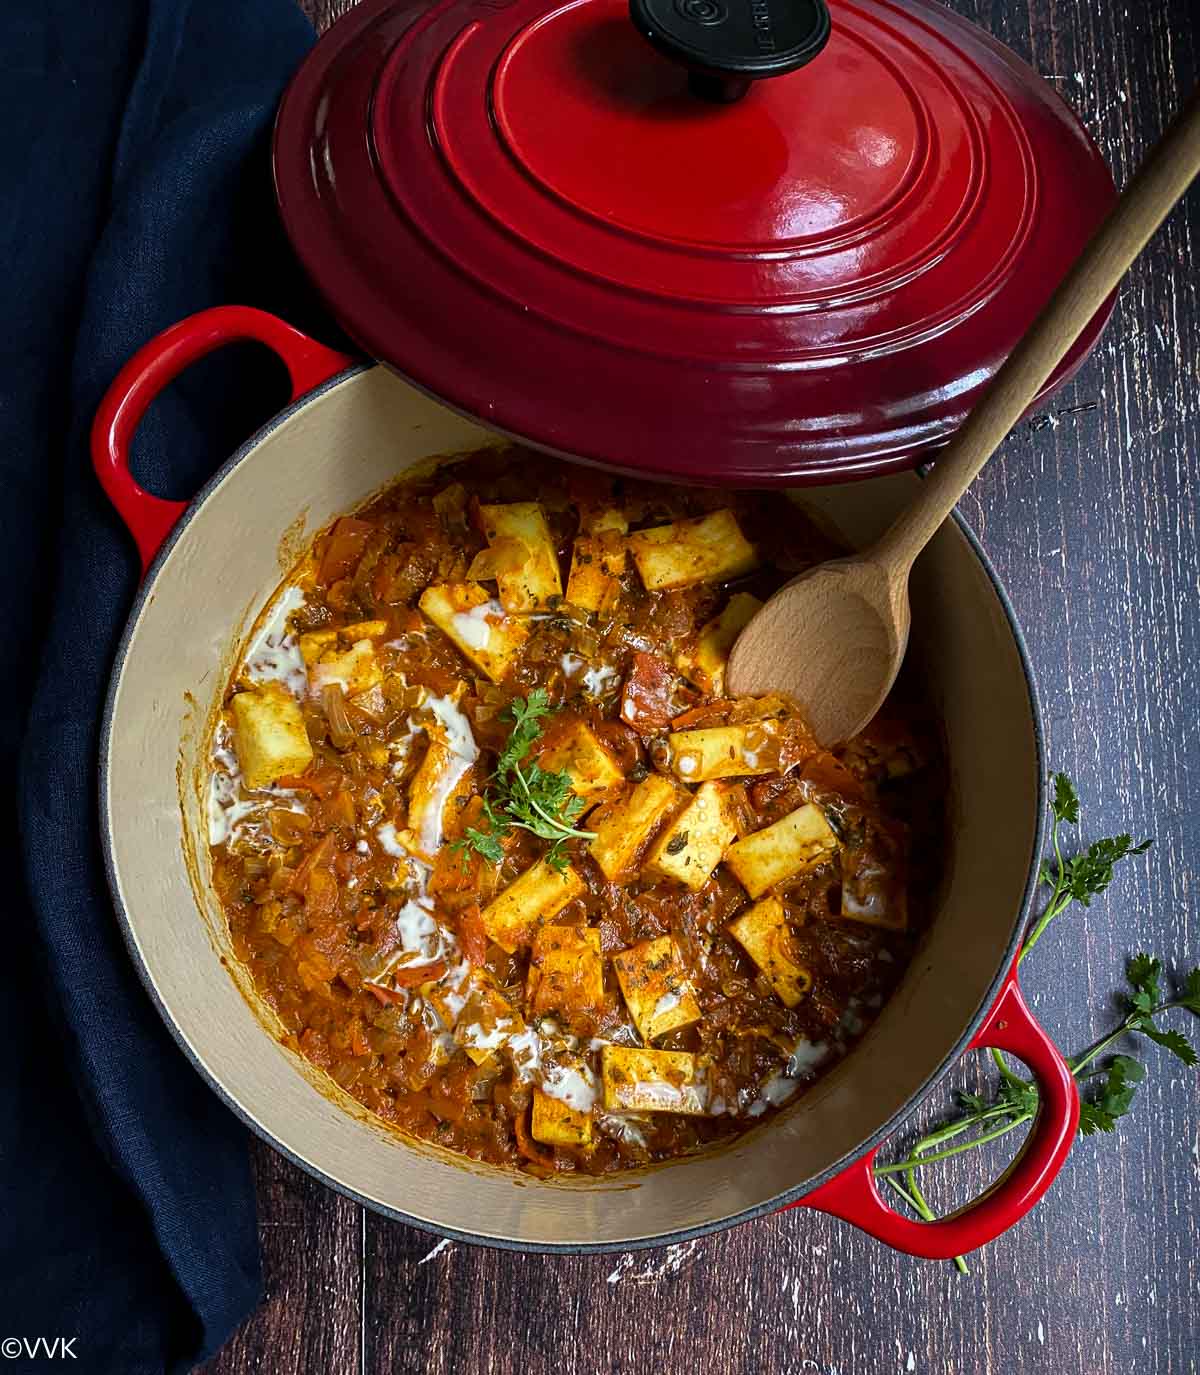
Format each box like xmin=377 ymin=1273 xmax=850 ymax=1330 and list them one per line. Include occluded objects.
xmin=838 ymin=1001 xmax=866 ymax=1037
xmin=507 ymin=1027 xmax=544 ymax=1081
xmin=747 ymin=1038 xmax=831 ymax=1118
xmin=653 ymin=990 xmax=682 ymax=1020
xmin=207 ymin=721 xmax=307 ymax=847
xmin=436 ymin=959 xmax=473 ymax=1023
xmin=449 ymin=599 xmax=504 ymax=651
xmin=581 ymin=664 xmax=619 ymax=697
xmin=460 ymin=1020 xmax=517 ymax=1054
xmin=242 ymin=585 xmax=307 ymax=698
xmin=759 ymin=1074 xmax=802 ymax=1108
xmin=375 ymin=822 xmax=406 ymax=857
xmin=596 ymin=1111 xmax=650 ymax=1149
xmin=540 ymin=1063 xmax=598 ymax=1112
xmin=786 ymin=1037 xmax=830 ymax=1077
xmin=395 ymin=900 xmax=440 ymax=958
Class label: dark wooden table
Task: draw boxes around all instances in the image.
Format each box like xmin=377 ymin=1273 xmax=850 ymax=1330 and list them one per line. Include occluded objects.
xmin=203 ymin=2 xmax=1200 ymax=1371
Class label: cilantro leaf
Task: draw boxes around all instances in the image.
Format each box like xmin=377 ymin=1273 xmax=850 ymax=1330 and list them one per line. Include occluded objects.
xmin=1134 ymin=1024 xmax=1198 ymax=1067
xmin=1063 ymin=835 xmax=1153 ymax=907
xmin=1078 ymin=1054 xmax=1143 ymax=1136
xmin=1128 ymin=953 xmax=1162 ymax=1004
xmin=955 ymin=1090 xmax=989 ymax=1113
xmin=1052 ymin=772 xmax=1080 ymax=825
xmin=998 ymin=1076 xmax=1039 ymax=1116
xmin=542 ymin=838 xmax=573 ymax=872
xmin=1078 ymin=1103 xmax=1117 ymax=1135
xmin=496 ymin=690 xmax=553 ymax=777
xmin=1110 ymin=1053 xmax=1146 ymax=1083
xmin=452 ymin=827 xmax=505 ymax=866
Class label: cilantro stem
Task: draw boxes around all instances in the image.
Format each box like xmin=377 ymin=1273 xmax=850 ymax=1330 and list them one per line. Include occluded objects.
xmin=895 ymin=1154 xmax=971 ymax=1275
xmin=874 ymin=1113 xmax=1034 ymax=1175
xmin=1068 ymin=998 xmax=1188 ymax=1074
xmin=511 ymin=769 xmax=596 ymax=843
xmin=990 ymin=1045 xmax=1026 ymax=1089
xmin=1018 ymin=812 xmax=1069 ymax=966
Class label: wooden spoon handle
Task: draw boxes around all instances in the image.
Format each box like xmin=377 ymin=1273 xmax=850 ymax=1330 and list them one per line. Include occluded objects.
xmin=872 ymin=84 xmax=1200 ymax=576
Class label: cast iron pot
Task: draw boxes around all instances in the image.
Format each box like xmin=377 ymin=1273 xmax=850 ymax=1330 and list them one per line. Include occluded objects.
xmin=93 ymin=306 xmax=1075 ymax=1257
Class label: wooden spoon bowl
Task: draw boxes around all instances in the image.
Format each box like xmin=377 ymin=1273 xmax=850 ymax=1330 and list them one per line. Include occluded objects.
xmin=726 ymin=556 xmax=907 ymax=747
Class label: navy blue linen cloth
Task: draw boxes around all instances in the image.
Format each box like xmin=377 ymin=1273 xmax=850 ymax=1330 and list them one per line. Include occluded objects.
xmin=1 ymin=1 xmax=344 ymax=1369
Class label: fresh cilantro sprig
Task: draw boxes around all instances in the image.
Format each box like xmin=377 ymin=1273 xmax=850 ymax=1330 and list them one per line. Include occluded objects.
xmin=452 ymin=690 xmax=596 ymax=871
xmin=874 ymin=772 xmax=1195 ymax=1275
xmin=1022 ymin=773 xmax=1152 ymax=961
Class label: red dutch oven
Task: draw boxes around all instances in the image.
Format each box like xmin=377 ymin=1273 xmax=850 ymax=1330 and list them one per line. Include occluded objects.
xmin=94 ymin=0 xmax=1115 ymax=1258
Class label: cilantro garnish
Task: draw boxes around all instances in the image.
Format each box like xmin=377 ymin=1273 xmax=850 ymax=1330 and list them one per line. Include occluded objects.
xmin=451 ymin=690 xmax=596 ymax=872
xmin=874 ymin=772 xmax=1195 ymax=1274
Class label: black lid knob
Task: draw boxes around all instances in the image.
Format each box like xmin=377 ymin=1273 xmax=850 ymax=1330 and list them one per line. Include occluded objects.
xmin=630 ymin=0 xmax=831 ymax=103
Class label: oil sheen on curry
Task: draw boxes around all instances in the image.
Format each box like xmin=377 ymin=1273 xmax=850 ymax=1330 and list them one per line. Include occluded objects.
xmin=207 ymin=449 xmax=943 ymax=1175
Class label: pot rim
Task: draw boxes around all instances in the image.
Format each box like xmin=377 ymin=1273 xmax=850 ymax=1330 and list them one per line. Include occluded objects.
xmin=98 ymin=365 xmax=1048 ymax=1253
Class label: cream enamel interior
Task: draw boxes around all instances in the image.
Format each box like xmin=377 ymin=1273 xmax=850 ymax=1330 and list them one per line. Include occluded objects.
xmin=102 ymin=365 xmax=1039 ymax=1247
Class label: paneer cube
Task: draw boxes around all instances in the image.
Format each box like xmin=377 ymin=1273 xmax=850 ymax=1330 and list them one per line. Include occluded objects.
xmin=532 ymin=1087 xmax=594 ymax=1148
xmin=728 ymin=896 xmax=812 ymax=1007
xmin=676 ymin=592 xmax=762 ymax=694
xmin=643 ymin=781 xmax=740 ymax=891
xmin=537 ymin=719 xmax=624 ymax=800
xmin=601 ymin=1046 xmax=706 ymax=1115
xmin=418 ymin=582 xmax=528 ymax=683
xmin=588 ymin=774 xmax=684 ymax=882
xmin=229 ymin=684 xmax=313 ymax=790
xmin=724 ymin=803 xmax=838 ymax=899
xmin=666 ymin=723 xmax=782 ymax=783
xmin=478 ymin=860 xmax=585 ymax=953
xmin=465 ymin=536 xmax=528 ymax=583
xmin=527 ymin=925 xmax=605 ymax=1018
xmin=338 ymin=618 xmax=388 ymax=641
xmin=406 ymin=726 xmax=476 ymax=857
xmin=474 ymin=502 xmax=562 ymax=612
xmin=612 ymin=936 xmax=701 ymax=1042
xmin=627 ymin=510 xmax=758 ymax=591
xmin=565 ymin=532 xmax=626 ymax=614
xmin=309 ymin=639 xmax=383 ymax=698
xmin=297 ymin=629 xmax=336 ymax=665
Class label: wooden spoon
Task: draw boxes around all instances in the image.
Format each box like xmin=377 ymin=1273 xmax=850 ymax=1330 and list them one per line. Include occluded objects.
xmin=727 ymin=87 xmax=1200 ymax=746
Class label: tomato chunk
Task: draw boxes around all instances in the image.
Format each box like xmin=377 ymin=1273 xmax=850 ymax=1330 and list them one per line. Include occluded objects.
xmin=620 ymin=651 xmax=677 ymax=734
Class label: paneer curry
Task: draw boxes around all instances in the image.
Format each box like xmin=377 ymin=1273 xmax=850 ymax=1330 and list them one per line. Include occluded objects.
xmin=207 ymin=448 xmax=944 ymax=1174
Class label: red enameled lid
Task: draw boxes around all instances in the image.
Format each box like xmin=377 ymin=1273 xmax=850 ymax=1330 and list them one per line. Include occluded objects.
xmin=273 ymin=0 xmax=1117 ymax=485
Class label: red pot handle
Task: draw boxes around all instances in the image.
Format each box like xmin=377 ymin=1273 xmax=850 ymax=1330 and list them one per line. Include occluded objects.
xmin=91 ymin=306 xmax=355 ymax=576
xmin=794 ymin=968 xmax=1079 ymax=1259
